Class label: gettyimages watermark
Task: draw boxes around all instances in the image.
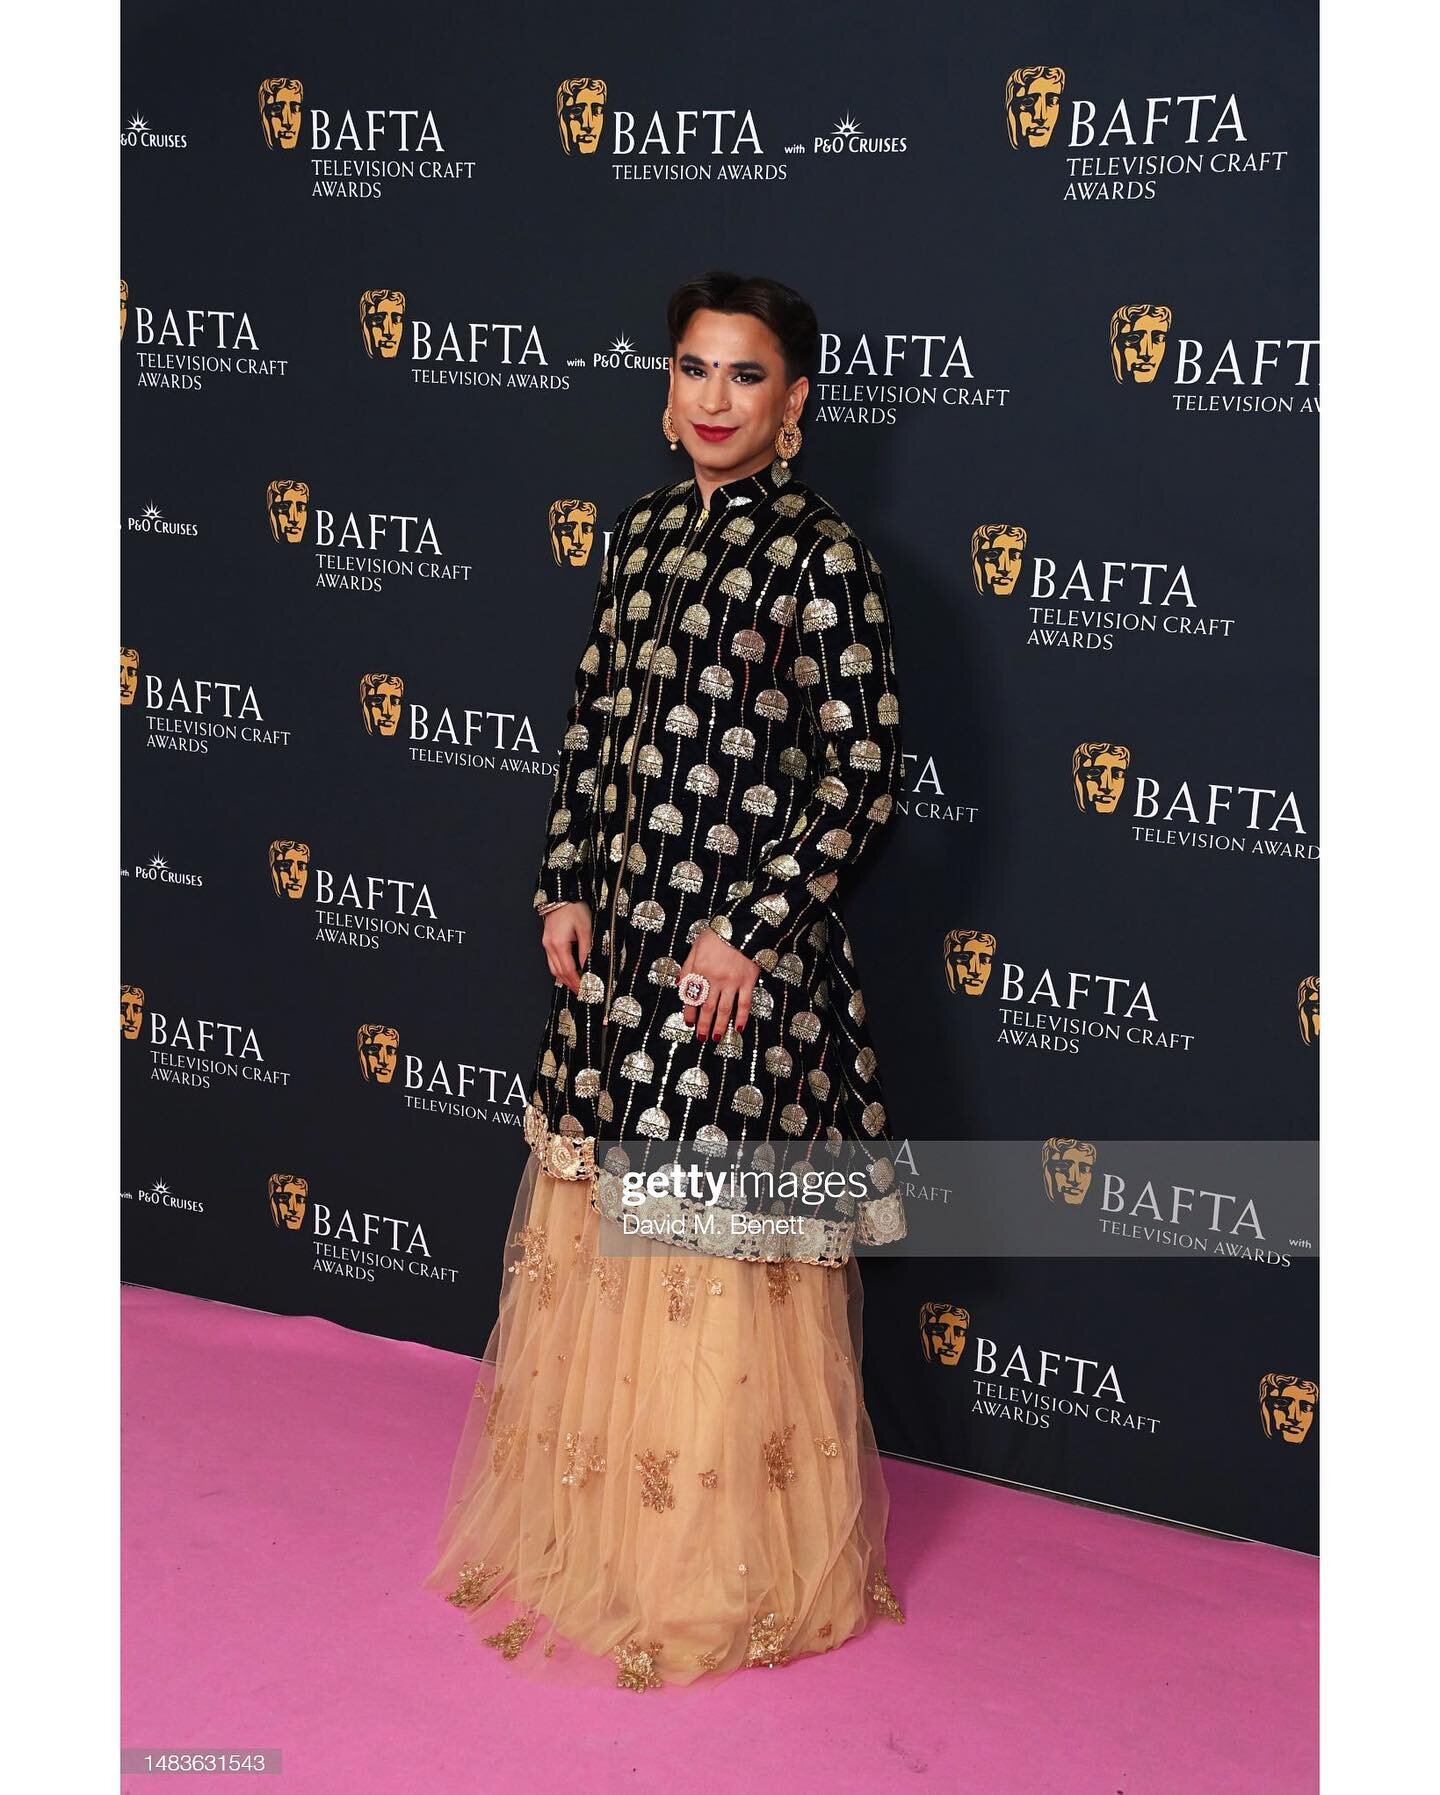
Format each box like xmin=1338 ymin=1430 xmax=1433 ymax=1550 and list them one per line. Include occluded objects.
xmin=584 ymin=1137 xmax=1318 ymax=1264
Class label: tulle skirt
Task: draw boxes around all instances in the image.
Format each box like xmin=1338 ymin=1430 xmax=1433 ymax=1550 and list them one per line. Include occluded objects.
xmin=422 ymin=1145 xmax=904 ymax=1689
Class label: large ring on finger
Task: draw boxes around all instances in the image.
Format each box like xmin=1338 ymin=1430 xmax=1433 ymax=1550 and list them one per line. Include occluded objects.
xmin=677 ymin=971 xmax=711 ymax=1006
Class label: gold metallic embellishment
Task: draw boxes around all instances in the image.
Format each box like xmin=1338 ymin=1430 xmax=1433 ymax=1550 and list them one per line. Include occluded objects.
xmin=483 ymin=1384 xmax=504 ymax=1436
xmin=613 ymin=1636 xmax=665 ymax=1691
xmin=698 ymin=1468 xmax=718 ymax=1489
xmin=661 ymin=1262 xmax=696 ymax=1323
xmin=707 ymin=1277 xmax=724 ymax=1295
xmin=763 ymin=1422 xmax=798 ymax=1492
xmin=559 ymin=1429 xmax=607 ymax=1488
xmin=816 ymin=1621 xmax=834 ymax=1640
xmin=635 ymin=1446 xmax=680 ymax=1511
xmin=445 ymin=1559 xmax=502 ymax=1611
xmin=815 ymin=1436 xmax=840 ymax=1458
xmin=482 ymin=1613 xmax=539 ymax=1659
xmin=766 ymin=1261 xmax=802 ymax=1305
xmin=745 ymin=1610 xmax=793 ymax=1668
xmin=506 ymin=1224 xmax=556 ymax=1310
xmin=869 ymin=1566 xmax=906 ymax=1623
xmin=695 ymin=1649 xmax=721 ymax=1672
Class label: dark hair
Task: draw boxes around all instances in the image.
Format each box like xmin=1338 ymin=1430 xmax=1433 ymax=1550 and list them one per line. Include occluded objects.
xmin=666 ymin=271 xmax=819 ymax=387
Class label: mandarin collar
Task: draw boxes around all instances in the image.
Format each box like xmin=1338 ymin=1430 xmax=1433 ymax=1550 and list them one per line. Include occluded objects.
xmin=682 ymin=453 xmax=790 ymax=514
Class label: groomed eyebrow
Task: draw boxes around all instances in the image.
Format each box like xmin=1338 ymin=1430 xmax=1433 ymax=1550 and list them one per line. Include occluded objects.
xmin=678 ymin=353 xmax=768 ymax=372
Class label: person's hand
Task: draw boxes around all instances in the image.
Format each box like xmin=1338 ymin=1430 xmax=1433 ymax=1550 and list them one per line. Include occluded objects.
xmin=541 ymin=901 xmax=592 ymax=994
xmin=677 ymin=926 xmax=760 ymax=1041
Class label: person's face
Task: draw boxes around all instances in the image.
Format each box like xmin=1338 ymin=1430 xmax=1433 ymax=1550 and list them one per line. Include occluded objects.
xmin=976 ymin=531 xmax=1025 ymax=595
xmin=1013 ymin=76 xmax=1062 ymax=148
xmin=1268 ymin=1385 xmax=1316 ymax=1444
xmin=364 ymin=298 xmax=405 ymax=358
xmin=1115 ymin=313 xmax=1168 ymax=383
xmin=366 ymin=682 xmax=403 ymax=735
xmin=1081 ymin=752 xmax=1127 ymax=812
xmin=668 ymin=309 xmax=807 ymax=485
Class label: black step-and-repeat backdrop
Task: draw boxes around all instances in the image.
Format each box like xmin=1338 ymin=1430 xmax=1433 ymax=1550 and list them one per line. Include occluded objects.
xmin=121 ymin=1 xmax=1318 ymax=1551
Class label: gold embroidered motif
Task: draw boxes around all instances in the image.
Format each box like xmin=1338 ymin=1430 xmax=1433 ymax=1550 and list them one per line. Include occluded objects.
xmin=698 ymin=1468 xmax=718 ymax=1489
xmin=471 ymin=1378 xmax=489 ymax=1404
xmin=762 ymin=1422 xmax=798 ymax=1491
xmin=815 ymin=1436 xmax=840 ymax=1458
xmin=695 ymin=1649 xmax=721 ymax=1672
xmin=707 ymin=1277 xmax=724 ymax=1296
xmin=559 ymin=1429 xmax=607 ymax=1488
xmin=482 ymin=1613 xmax=538 ymax=1659
xmin=765 ymin=1261 xmax=801 ymax=1305
xmin=543 ymin=1636 xmax=558 ymax=1658
xmin=634 ymin=1447 xmax=679 ymax=1511
xmin=483 ymin=1383 xmax=505 ymax=1437
xmin=816 ymin=1621 xmax=834 ymax=1639
xmin=535 ymin=1401 xmax=561 ymax=1452
xmin=445 ymin=1559 xmax=502 ymax=1610
xmin=661 ymin=1263 xmax=696 ymax=1323
xmin=596 ymin=1257 xmax=625 ymax=1309
xmin=613 ymin=1636 xmax=665 ymax=1691
xmin=490 ymin=1421 xmax=521 ymax=1478
xmin=737 ymin=1562 xmax=748 ymax=1574
xmin=745 ymin=1610 xmax=792 ymax=1668
xmin=506 ymin=1224 xmax=556 ymax=1309
xmin=869 ymin=1566 xmax=905 ymax=1623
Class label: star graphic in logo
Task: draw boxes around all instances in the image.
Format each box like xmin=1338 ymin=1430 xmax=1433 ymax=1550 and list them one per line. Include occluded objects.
xmin=832 ymin=114 xmax=861 ymax=137
xmin=151 ymin=1178 xmax=170 ymax=1198
xmin=148 ymin=854 xmax=169 ymax=871
xmin=609 ymin=335 xmax=635 ymax=355
xmin=127 ymin=114 xmax=149 ymax=133
xmin=143 ymin=503 xmax=162 ymax=521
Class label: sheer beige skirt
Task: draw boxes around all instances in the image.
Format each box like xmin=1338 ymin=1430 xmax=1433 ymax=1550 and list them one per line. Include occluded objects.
xmin=422 ymin=1146 xmax=904 ymax=1690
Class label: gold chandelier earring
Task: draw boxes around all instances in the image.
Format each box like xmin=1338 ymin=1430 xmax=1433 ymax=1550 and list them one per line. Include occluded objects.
xmin=774 ymin=417 xmax=803 ymax=465
xmin=662 ymin=404 xmax=680 ymax=451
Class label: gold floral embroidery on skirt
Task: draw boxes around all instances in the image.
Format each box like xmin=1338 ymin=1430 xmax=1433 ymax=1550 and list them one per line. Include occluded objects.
xmin=765 ymin=1261 xmax=801 ymax=1305
xmin=507 ymin=1225 xmax=556 ymax=1310
xmin=869 ymin=1566 xmax=905 ymax=1623
xmin=559 ymin=1429 xmax=607 ymax=1488
xmin=445 ymin=1559 xmax=502 ymax=1611
xmin=634 ymin=1446 xmax=680 ymax=1511
xmin=483 ymin=1612 xmax=539 ymax=1659
xmin=613 ymin=1636 xmax=665 ymax=1691
xmin=745 ymin=1610 xmax=792 ymax=1668
xmin=661 ymin=1262 xmax=696 ymax=1323
xmin=762 ymin=1421 xmax=798 ymax=1491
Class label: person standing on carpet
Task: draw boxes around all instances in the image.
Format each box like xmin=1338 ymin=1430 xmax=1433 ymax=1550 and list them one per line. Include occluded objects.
xmin=424 ymin=270 xmax=908 ymax=1689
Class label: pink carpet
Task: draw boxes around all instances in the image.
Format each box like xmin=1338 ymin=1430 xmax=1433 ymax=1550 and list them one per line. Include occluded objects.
xmin=122 ymin=1283 xmax=1317 ymax=1795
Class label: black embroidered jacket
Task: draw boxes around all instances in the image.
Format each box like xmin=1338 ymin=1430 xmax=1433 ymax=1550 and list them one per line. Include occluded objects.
xmin=523 ymin=453 xmax=906 ymax=1264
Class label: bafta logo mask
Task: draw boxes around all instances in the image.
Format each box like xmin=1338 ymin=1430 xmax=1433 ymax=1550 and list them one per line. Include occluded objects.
xmin=360 ymin=672 xmax=405 ymax=737
xmin=549 ymin=498 xmax=599 ymax=568
xmin=1259 ymin=1373 xmax=1318 ymax=1445
xmin=1043 ymin=1138 xmax=1096 ymax=1205
xmin=268 ymin=838 xmax=311 ymax=900
xmin=266 ymin=479 xmax=310 ymax=544
xmin=268 ymin=1172 xmax=309 ymax=1230
xmin=555 ymin=76 xmax=607 ymax=155
xmin=919 ymin=1301 xmax=971 ymax=1366
xmin=1005 ymin=65 xmax=1065 ymax=149
xmin=1073 ymin=741 xmax=1131 ymax=814
xmin=258 ymin=77 xmax=304 ymax=151
xmin=360 ymin=288 xmax=407 ymax=359
xmin=121 ymin=983 xmax=145 ymax=1040
xmin=357 ymin=1022 xmax=400 ymax=1084
xmin=120 ymin=277 xmax=129 ymax=340
xmin=121 ymin=646 xmax=139 ymax=705
xmin=943 ymin=928 xmax=996 ymax=997
xmin=971 ymin=523 xmax=1027 ymax=596
xmin=1110 ymin=305 xmax=1172 ymax=385
xmin=1297 ymin=975 xmax=1319 ymax=1045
